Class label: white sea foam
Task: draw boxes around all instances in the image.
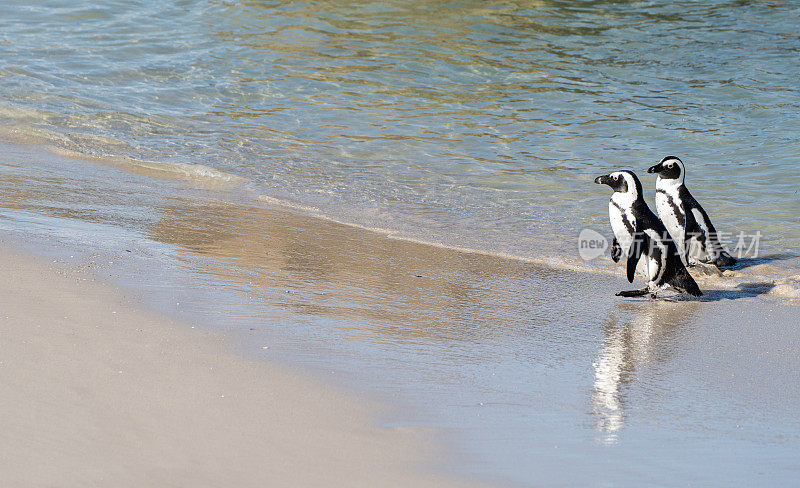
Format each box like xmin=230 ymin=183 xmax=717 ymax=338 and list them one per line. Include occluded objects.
xmin=0 ymin=123 xmax=246 ymax=188
xmin=123 ymin=159 xmax=247 ymax=185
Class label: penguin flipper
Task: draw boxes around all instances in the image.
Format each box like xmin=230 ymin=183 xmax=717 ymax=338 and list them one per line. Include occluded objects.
xmin=610 ymin=237 xmax=621 ymax=263
xmin=689 ymin=208 xmax=737 ymax=267
xmin=626 ymin=231 xmax=648 ymax=283
xmin=683 ymin=208 xmax=702 ymax=264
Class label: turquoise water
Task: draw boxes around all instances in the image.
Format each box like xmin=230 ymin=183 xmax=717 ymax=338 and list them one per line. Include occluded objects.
xmin=2 ymin=0 xmax=799 ymax=258
xmin=2 ymin=2 xmax=800 ymax=486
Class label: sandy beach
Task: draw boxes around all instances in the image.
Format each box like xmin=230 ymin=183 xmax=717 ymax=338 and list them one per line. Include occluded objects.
xmin=1 ymin=139 xmax=799 ymax=486
xmin=0 ymin=243 xmax=477 ymax=487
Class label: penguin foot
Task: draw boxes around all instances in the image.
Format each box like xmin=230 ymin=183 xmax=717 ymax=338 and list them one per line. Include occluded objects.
xmin=712 ymin=255 xmax=737 ymax=268
xmin=615 ymin=288 xmax=651 ymax=297
xmin=689 ymin=262 xmax=724 ymax=277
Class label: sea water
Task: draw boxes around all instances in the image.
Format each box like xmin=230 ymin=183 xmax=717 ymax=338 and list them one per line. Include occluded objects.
xmin=2 ymin=0 xmax=799 ymax=258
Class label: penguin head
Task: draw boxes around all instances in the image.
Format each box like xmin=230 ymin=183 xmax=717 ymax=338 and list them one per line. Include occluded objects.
xmin=647 ymin=156 xmax=684 ymax=182
xmin=594 ymin=170 xmax=642 ymax=199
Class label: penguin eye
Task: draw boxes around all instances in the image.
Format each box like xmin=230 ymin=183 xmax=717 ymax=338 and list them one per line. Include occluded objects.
xmin=611 ymin=175 xmax=618 ymax=181
xmin=666 ymin=163 xmax=673 ymax=169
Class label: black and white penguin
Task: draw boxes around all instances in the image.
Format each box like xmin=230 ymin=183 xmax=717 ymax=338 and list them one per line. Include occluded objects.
xmin=647 ymin=156 xmax=736 ymax=267
xmin=595 ymin=170 xmax=702 ymax=297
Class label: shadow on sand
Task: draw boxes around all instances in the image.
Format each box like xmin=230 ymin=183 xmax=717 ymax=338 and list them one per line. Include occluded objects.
xmin=615 ymin=282 xmax=777 ymax=303
xmin=722 ymin=253 xmax=797 ymax=271
xmin=697 ymin=283 xmax=776 ymax=302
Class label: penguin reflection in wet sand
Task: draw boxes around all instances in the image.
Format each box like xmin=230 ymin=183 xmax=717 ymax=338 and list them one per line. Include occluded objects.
xmin=648 ymin=156 xmax=736 ymax=267
xmin=595 ymin=170 xmax=702 ymax=298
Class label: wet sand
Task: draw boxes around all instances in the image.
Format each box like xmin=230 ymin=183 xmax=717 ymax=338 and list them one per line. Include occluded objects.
xmin=0 ymin=244 xmax=477 ymax=487
xmin=2 ymin=140 xmax=800 ymax=487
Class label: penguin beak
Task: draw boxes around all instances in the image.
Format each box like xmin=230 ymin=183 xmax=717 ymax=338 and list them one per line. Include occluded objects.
xmin=647 ymin=163 xmax=662 ymax=174
xmin=594 ymin=175 xmax=611 ymax=186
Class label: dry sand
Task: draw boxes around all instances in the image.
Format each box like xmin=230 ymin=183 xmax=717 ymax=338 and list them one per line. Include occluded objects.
xmin=0 ymin=244 xmax=475 ymax=488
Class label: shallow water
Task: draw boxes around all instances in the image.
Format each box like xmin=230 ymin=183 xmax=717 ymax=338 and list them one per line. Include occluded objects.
xmin=2 ymin=0 xmax=799 ymax=260
xmin=2 ymin=1 xmax=800 ymax=485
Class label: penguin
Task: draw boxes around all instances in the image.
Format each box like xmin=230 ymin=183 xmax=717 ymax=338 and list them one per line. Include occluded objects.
xmin=647 ymin=156 xmax=736 ymax=267
xmin=595 ymin=170 xmax=702 ymax=297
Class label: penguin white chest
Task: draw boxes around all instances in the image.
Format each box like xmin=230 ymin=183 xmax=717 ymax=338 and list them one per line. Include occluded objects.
xmin=608 ymin=198 xmax=634 ymax=251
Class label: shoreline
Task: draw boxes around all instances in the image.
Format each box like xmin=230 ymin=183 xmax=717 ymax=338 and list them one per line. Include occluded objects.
xmin=2 ymin=139 xmax=800 ymax=486
xmin=0 ymin=243 xmax=479 ymax=487
xmin=3 ymin=135 xmax=796 ymax=295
